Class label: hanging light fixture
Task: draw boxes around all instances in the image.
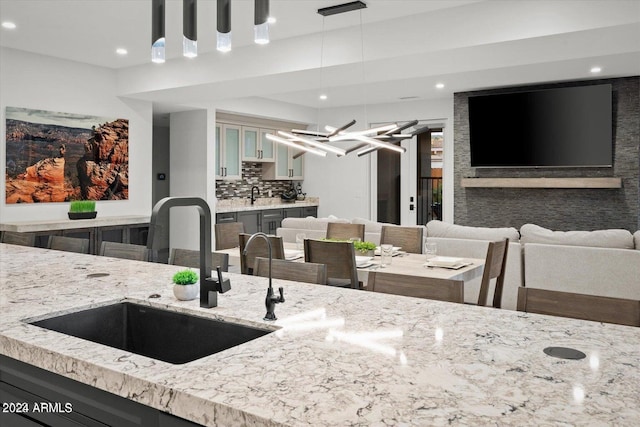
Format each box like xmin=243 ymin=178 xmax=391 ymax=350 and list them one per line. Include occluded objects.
xmin=254 ymin=0 xmax=270 ymax=45
xmin=217 ymin=0 xmax=232 ymax=52
xmin=183 ymin=0 xmax=197 ymax=58
xmin=265 ymin=134 xmax=328 ymax=157
xmin=151 ymin=0 xmax=166 ymax=63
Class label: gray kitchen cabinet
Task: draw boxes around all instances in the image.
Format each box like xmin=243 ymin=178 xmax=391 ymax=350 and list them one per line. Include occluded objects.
xmin=216 ymin=212 xmax=237 ymax=224
xmin=283 ymin=207 xmax=303 ymax=218
xmin=237 ymin=211 xmax=261 ymax=234
xmin=0 ymin=355 xmax=202 ymax=427
xmin=303 ymin=206 xmax=318 ymax=217
xmin=261 ymin=209 xmax=284 ymax=235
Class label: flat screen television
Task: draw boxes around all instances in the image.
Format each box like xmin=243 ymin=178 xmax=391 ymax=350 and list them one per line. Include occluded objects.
xmin=468 ymin=84 xmax=613 ymax=168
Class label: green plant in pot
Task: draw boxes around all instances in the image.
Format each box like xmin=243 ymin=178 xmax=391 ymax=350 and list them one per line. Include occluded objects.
xmin=172 ymin=269 xmax=199 ymax=301
xmin=353 ymin=241 xmax=376 ymax=257
xmin=68 ymin=200 xmax=97 ymax=220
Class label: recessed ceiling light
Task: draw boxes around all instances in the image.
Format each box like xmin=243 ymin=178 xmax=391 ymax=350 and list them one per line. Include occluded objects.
xmin=1 ymin=21 xmax=17 ymax=29
xmin=116 ymin=48 xmax=128 ymax=55
xmin=590 ymin=66 xmax=602 ymax=73
xmin=319 ymin=94 xmax=328 ymax=101
xmin=435 ymin=83 xmax=445 ymax=89
xmin=267 ymin=16 xmax=276 ymax=24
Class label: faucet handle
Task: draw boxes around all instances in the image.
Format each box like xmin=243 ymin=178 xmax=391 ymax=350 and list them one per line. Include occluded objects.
xmin=278 ymin=287 xmax=285 ymax=303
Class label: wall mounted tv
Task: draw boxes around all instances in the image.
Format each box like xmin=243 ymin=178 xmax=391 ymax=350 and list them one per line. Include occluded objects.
xmin=468 ymin=84 xmax=612 ymax=168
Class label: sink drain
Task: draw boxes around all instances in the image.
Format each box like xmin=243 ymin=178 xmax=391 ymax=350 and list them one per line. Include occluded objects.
xmin=543 ymin=346 xmax=586 ymax=360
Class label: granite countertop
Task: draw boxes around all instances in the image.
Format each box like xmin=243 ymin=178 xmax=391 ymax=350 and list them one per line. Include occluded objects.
xmin=1 ymin=244 xmax=639 ymax=426
xmin=216 ymin=197 xmax=318 ymax=213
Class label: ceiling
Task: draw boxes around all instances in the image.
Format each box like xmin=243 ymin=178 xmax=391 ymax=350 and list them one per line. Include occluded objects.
xmin=1 ymin=0 xmax=639 ymax=116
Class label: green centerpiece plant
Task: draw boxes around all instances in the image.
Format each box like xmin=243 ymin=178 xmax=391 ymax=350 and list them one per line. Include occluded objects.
xmin=353 ymin=240 xmax=376 ymax=257
xmin=68 ymin=200 xmax=97 ymax=220
xmin=172 ymin=269 xmax=199 ymax=301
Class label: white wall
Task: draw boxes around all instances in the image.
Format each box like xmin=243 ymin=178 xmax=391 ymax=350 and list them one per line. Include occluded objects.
xmin=0 ymin=47 xmax=153 ymax=222
xmin=168 ymin=109 xmax=217 ymax=250
xmin=303 ymin=97 xmax=454 ymax=223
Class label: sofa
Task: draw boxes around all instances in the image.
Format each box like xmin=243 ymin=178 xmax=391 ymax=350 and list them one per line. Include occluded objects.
xmin=277 ymin=217 xmax=640 ymax=313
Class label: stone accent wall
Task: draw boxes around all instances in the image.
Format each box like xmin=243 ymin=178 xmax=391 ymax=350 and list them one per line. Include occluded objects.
xmin=454 ymin=76 xmax=639 ymax=232
xmin=216 ymin=162 xmax=301 ymax=200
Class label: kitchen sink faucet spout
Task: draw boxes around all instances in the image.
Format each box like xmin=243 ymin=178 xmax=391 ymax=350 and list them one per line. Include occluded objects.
xmin=243 ymin=232 xmax=285 ymax=320
xmin=250 ymin=186 xmax=260 ymax=205
xmin=148 ymin=197 xmax=231 ymax=308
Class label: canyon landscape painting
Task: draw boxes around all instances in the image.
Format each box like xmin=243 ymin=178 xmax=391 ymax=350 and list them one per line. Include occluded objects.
xmin=5 ymin=107 xmax=129 ymax=203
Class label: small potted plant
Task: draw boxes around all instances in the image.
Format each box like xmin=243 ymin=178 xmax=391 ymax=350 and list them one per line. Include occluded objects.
xmin=172 ymin=269 xmax=199 ymax=301
xmin=353 ymin=241 xmax=376 ymax=257
xmin=68 ymin=200 xmax=97 ymax=220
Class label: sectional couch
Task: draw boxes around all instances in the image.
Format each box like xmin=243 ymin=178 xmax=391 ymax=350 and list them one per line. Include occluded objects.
xmin=277 ymin=217 xmax=640 ymax=312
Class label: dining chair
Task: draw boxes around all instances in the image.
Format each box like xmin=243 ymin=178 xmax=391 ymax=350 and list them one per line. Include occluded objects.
xmin=238 ymin=233 xmax=285 ymax=275
xmin=304 ymin=239 xmax=360 ymax=289
xmin=99 ymin=241 xmax=149 ymax=261
xmin=214 ymin=222 xmax=245 ymax=250
xmin=326 ymin=222 xmax=365 ymax=241
xmin=366 ymin=271 xmax=464 ymax=303
xmin=47 ymin=235 xmax=90 ymax=254
xmin=168 ymin=248 xmax=229 ymax=272
xmin=517 ymin=287 xmax=640 ymax=327
xmin=253 ymin=257 xmax=328 ymax=285
xmin=476 ymin=238 xmax=509 ymax=308
xmin=1 ymin=231 xmax=36 ymax=247
xmin=380 ymin=225 xmax=424 ymax=254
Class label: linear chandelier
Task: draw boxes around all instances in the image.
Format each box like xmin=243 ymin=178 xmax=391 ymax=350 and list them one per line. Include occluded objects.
xmin=151 ymin=0 xmax=271 ymax=63
xmin=269 ymin=1 xmax=414 ymax=158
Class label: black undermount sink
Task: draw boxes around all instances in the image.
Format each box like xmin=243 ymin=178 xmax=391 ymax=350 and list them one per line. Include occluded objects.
xmin=29 ymin=302 xmax=273 ymax=364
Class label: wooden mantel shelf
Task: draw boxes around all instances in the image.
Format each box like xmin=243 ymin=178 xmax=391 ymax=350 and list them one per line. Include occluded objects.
xmin=460 ymin=177 xmax=622 ymax=189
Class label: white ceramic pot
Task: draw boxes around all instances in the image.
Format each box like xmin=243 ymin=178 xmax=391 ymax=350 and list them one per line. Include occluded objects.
xmin=173 ymin=283 xmax=199 ymax=301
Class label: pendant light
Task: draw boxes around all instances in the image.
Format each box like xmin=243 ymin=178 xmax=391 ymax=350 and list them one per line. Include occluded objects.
xmin=217 ymin=0 xmax=232 ymax=52
xmin=151 ymin=0 xmax=166 ymax=63
xmin=254 ymin=0 xmax=270 ymax=45
xmin=183 ymin=0 xmax=197 ymax=58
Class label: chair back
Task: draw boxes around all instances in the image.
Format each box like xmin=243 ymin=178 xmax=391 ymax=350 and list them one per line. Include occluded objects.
xmin=1 ymin=231 xmax=36 ymax=247
xmin=47 ymin=235 xmax=90 ymax=254
xmin=477 ymin=238 xmax=509 ymax=308
xmin=304 ymin=239 xmax=359 ymax=288
xmin=239 ymin=233 xmax=285 ymax=275
xmin=214 ymin=222 xmax=244 ymax=250
xmin=517 ymin=287 xmax=640 ymax=327
xmin=380 ymin=226 xmax=424 ymax=254
xmin=326 ymin=222 xmax=365 ymax=241
xmin=169 ymin=248 xmax=229 ymax=272
xmin=100 ymin=241 xmax=149 ymax=261
xmin=253 ymin=257 xmax=327 ymax=285
xmin=367 ymin=271 xmax=464 ymax=303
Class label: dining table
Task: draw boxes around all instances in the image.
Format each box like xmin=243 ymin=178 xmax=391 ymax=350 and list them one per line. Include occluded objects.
xmin=215 ymin=241 xmax=486 ymax=287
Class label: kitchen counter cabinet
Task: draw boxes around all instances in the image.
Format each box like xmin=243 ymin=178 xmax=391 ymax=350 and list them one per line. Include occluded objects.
xmin=237 ymin=210 xmax=260 ymax=234
xmin=1 ymin=244 xmax=638 ymax=426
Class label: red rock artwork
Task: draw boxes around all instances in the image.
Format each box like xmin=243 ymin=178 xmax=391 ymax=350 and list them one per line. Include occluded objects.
xmin=5 ymin=107 xmax=129 ymax=203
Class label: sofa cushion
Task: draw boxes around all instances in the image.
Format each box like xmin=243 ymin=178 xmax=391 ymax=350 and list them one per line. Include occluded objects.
xmin=281 ymin=216 xmax=350 ymax=231
xmin=426 ymin=220 xmax=520 ymax=242
xmin=352 ymin=217 xmax=388 ymax=234
xmin=635 ymin=230 xmax=640 ymax=250
xmin=520 ymin=223 xmax=634 ymax=249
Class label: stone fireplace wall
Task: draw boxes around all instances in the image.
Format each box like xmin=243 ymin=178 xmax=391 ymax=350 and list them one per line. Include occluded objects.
xmin=453 ymin=76 xmax=639 ymax=231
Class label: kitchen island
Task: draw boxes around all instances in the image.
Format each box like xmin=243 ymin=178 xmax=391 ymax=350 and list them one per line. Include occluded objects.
xmin=1 ymin=243 xmax=639 ymax=426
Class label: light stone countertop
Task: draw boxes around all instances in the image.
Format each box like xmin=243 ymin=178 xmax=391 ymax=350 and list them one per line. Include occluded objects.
xmin=216 ymin=197 xmax=319 ymax=213
xmin=1 ymin=243 xmax=639 ymax=426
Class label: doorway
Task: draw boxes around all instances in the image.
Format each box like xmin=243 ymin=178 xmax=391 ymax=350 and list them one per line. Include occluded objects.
xmin=375 ymin=123 xmax=444 ymax=226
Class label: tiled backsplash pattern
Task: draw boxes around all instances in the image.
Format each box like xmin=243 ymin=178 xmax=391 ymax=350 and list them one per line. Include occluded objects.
xmin=216 ymin=162 xmax=303 ymax=200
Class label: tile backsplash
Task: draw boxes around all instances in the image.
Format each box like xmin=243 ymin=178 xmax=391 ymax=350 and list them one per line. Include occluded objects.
xmin=216 ymin=162 xmax=305 ymax=200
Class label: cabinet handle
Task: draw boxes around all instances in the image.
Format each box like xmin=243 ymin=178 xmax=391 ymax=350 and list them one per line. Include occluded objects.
xmin=259 ymin=150 xmax=262 ymax=159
